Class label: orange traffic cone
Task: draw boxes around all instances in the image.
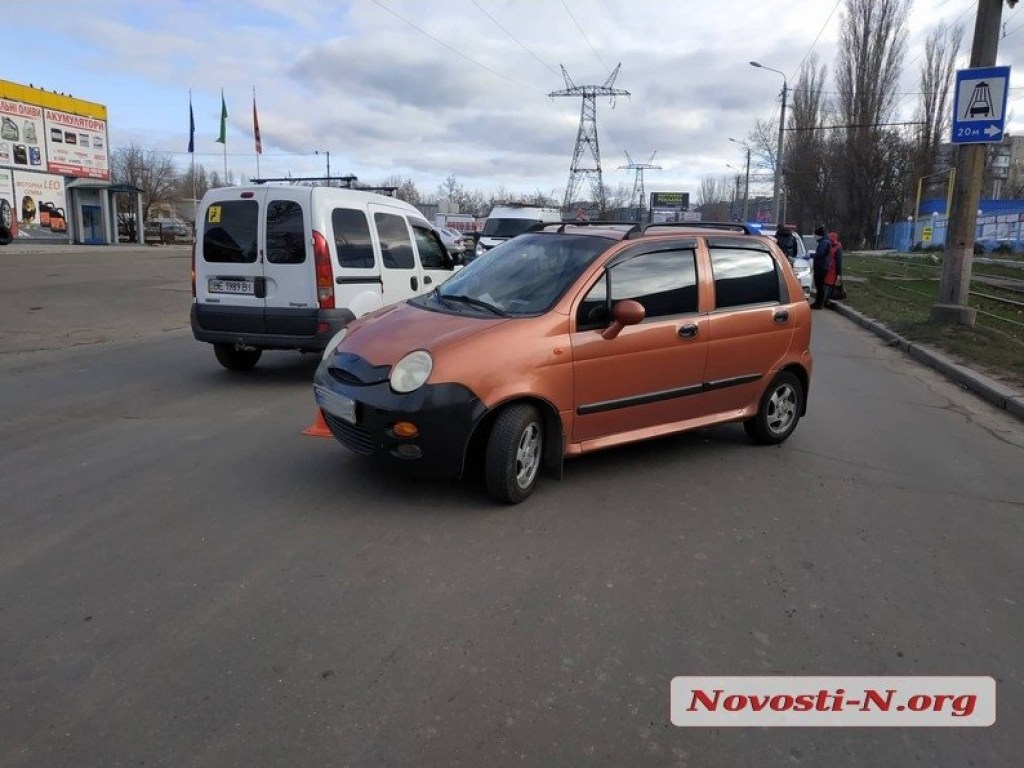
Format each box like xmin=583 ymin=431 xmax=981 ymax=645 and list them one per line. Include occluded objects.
xmin=303 ymin=408 xmax=333 ymax=437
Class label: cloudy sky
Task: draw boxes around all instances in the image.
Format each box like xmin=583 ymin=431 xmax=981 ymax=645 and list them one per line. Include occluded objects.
xmin=4 ymin=0 xmax=1022 ymax=201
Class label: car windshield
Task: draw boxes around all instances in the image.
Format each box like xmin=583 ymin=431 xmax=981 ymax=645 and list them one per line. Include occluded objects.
xmin=481 ymin=217 xmax=541 ymax=238
xmin=422 ymin=233 xmax=608 ymax=316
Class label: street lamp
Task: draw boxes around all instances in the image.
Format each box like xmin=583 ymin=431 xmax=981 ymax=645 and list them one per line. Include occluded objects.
xmin=316 ymin=149 xmax=331 ymax=182
xmin=750 ymin=61 xmax=787 ymax=224
xmin=729 ymin=138 xmax=751 ymax=222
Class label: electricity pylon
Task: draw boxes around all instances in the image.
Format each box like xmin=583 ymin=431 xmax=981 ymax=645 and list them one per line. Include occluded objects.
xmin=549 ymin=64 xmax=629 ymax=216
xmin=619 ymin=150 xmax=661 ymax=222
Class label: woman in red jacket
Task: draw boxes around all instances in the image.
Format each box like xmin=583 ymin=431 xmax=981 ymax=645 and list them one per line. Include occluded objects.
xmin=824 ymin=231 xmax=843 ymax=307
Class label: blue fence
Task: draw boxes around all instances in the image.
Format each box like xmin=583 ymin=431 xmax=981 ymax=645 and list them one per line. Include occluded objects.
xmin=880 ymin=198 xmax=1024 ymax=252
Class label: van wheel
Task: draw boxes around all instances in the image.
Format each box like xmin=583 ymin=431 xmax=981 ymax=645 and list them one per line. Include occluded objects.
xmin=0 ymin=199 xmax=12 ymax=245
xmin=744 ymin=371 xmax=802 ymax=445
xmin=213 ymin=343 xmax=262 ymax=371
xmin=485 ymin=404 xmax=543 ymax=504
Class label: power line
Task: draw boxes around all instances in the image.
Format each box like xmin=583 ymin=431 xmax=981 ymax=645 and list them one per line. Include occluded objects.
xmin=470 ymin=0 xmax=559 ymax=76
xmin=560 ymin=0 xmax=609 ymax=75
xmin=370 ymin=0 xmax=535 ymax=92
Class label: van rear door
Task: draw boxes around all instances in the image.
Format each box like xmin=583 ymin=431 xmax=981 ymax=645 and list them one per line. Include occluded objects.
xmin=262 ymin=188 xmax=317 ymax=336
xmin=196 ymin=190 xmax=267 ymax=334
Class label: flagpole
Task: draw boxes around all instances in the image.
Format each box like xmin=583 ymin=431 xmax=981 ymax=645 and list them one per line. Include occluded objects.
xmin=253 ymin=86 xmax=261 ymax=179
xmin=220 ymin=88 xmax=228 ymax=181
xmin=189 ymin=89 xmax=197 ymax=234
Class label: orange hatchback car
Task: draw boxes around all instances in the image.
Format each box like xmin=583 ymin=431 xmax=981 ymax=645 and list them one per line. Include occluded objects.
xmin=313 ymin=222 xmax=813 ymax=503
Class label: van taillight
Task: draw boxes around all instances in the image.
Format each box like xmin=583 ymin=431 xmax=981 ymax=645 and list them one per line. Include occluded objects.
xmin=191 ymin=240 xmax=196 ymax=297
xmin=312 ymin=231 xmax=335 ymax=309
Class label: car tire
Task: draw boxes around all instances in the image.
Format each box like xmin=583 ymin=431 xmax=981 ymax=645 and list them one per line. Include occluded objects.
xmin=485 ymin=404 xmax=543 ymax=504
xmin=0 ymin=199 xmax=13 ymax=245
xmin=213 ymin=343 xmax=262 ymax=371
xmin=744 ymin=371 xmax=803 ymax=445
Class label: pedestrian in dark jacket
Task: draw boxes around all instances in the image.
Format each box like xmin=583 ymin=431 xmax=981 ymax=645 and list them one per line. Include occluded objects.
xmin=775 ymin=225 xmax=798 ymax=261
xmin=810 ymin=226 xmax=831 ymax=309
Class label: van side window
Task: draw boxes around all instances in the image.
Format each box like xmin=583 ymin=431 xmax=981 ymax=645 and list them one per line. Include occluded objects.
xmin=332 ymin=208 xmax=375 ymax=268
xmin=374 ymin=212 xmax=415 ymax=269
xmin=577 ymin=249 xmax=698 ymax=329
xmin=708 ymin=247 xmax=780 ymax=309
xmin=266 ymin=200 xmax=305 ymax=264
xmin=411 ymin=223 xmax=448 ymax=269
xmin=202 ymin=200 xmax=258 ymax=263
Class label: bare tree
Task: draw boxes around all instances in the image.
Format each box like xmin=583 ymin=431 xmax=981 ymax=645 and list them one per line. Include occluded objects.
xmin=914 ymin=21 xmax=964 ymax=203
xmin=786 ymin=54 xmax=833 ymax=231
xmin=379 ymin=175 xmax=422 ymax=204
xmin=835 ymin=0 xmax=911 ymax=246
xmin=110 ymin=143 xmax=178 ymax=221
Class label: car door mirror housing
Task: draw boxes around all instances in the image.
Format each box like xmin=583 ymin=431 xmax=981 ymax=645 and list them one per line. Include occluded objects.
xmin=601 ymin=299 xmax=645 ymax=339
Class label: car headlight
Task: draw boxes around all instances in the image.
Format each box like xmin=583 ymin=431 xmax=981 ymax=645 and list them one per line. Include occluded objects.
xmin=391 ymin=350 xmax=433 ymax=393
xmin=321 ymin=328 xmax=348 ymax=361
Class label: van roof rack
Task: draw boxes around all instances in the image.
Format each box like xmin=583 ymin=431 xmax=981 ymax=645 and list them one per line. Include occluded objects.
xmin=250 ymin=176 xmax=398 ymax=196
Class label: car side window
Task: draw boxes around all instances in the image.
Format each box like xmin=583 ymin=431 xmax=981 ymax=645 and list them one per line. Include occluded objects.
xmin=202 ymin=200 xmax=258 ymax=263
xmin=266 ymin=200 xmax=306 ymax=264
xmin=708 ymin=247 xmax=781 ymax=309
xmin=374 ymin=212 xmax=415 ymax=269
xmin=411 ymin=222 xmax=449 ymax=269
xmin=576 ymin=248 xmax=698 ymax=330
xmin=332 ymin=208 xmax=375 ymax=268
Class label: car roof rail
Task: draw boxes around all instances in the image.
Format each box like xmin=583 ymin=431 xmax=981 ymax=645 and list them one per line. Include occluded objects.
xmin=526 ymin=221 xmax=642 ymax=238
xmin=641 ymin=221 xmax=761 ymax=235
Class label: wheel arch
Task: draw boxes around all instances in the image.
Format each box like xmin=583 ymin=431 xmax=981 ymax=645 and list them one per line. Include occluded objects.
xmin=779 ymin=363 xmax=810 ymax=415
xmin=466 ymin=395 xmax=564 ymax=480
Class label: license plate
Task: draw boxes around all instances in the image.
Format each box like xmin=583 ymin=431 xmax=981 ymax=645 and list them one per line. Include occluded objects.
xmin=208 ymin=278 xmax=254 ymax=295
xmin=314 ymin=385 xmax=357 ymax=424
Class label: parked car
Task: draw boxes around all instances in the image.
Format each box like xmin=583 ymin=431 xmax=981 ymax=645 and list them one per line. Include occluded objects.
xmin=313 ymin=222 xmax=813 ymax=503
xmin=145 ymin=218 xmax=192 ymax=243
xmin=756 ymin=224 xmax=813 ymax=299
xmin=435 ymin=227 xmax=471 ymax=259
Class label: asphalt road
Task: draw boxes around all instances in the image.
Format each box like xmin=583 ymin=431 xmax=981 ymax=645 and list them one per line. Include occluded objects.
xmin=2 ymin=246 xmax=1023 ymax=767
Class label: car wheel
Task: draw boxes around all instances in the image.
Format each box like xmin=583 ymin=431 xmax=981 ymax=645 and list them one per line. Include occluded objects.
xmin=485 ymin=404 xmax=543 ymax=504
xmin=213 ymin=343 xmax=262 ymax=371
xmin=744 ymin=371 xmax=803 ymax=445
xmin=0 ymin=199 xmax=12 ymax=245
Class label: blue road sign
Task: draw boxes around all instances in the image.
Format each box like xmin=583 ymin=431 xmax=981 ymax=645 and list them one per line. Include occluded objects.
xmin=951 ymin=65 xmax=1010 ymax=145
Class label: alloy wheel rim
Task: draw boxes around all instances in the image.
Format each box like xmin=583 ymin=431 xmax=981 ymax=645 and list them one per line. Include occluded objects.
xmin=767 ymin=384 xmax=797 ymax=435
xmin=515 ymin=423 xmax=542 ymax=489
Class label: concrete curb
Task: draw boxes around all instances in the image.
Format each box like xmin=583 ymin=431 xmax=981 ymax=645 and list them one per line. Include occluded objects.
xmin=830 ymin=302 xmax=1024 ymax=423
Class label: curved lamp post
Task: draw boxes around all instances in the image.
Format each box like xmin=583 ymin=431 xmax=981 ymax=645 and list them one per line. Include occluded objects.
xmin=750 ymin=61 xmax=787 ymax=224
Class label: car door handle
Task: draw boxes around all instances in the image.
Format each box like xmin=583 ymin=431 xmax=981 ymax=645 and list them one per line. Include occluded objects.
xmin=410 ymin=276 xmax=418 ymax=291
xmin=774 ymin=310 xmax=789 ymax=323
xmin=678 ymin=323 xmax=699 ymax=338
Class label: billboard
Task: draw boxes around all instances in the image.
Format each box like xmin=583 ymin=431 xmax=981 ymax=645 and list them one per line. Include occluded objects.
xmin=13 ymin=169 xmax=68 ymax=240
xmin=0 ymin=80 xmax=109 ymax=180
xmin=649 ymin=191 xmax=691 ymax=223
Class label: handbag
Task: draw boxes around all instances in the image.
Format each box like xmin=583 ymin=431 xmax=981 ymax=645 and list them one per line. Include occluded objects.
xmin=831 ymin=275 xmax=847 ymax=301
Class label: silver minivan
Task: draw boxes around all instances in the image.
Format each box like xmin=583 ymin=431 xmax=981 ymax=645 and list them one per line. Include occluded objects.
xmin=191 ymin=185 xmax=458 ymax=370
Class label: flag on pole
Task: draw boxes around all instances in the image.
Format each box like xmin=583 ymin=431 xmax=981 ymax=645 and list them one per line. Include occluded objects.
xmin=216 ymin=90 xmax=228 ymax=144
xmin=253 ymin=96 xmax=262 ymax=154
xmin=188 ymin=96 xmax=195 ymax=153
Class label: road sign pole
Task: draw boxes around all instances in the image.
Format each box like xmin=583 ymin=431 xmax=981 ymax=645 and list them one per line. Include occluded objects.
xmin=931 ymin=0 xmax=1007 ymax=326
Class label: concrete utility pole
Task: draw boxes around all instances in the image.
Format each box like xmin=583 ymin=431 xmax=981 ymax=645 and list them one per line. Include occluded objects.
xmin=931 ymin=0 xmax=1012 ymax=325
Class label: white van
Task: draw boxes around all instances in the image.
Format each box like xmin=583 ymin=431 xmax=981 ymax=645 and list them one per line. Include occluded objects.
xmin=474 ymin=204 xmax=562 ymax=259
xmin=191 ymin=185 xmax=458 ymax=370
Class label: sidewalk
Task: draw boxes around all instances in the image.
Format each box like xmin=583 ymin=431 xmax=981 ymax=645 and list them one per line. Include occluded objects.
xmin=830 ymin=301 xmax=1024 ymax=423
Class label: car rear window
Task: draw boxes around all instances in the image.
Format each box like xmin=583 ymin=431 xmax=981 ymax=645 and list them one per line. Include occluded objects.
xmin=708 ymin=246 xmax=781 ymax=308
xmin=266 ymin=200 xmax=305 ymax=264
xmin=332 ymin=208 xmax=375 ymax=268
xmin=482 ymin=218 xmax=540 ymax=238
xmin=202 ymin=200 xmax=258 ymax=263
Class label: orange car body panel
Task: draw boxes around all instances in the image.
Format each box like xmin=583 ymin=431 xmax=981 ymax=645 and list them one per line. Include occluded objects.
xmin=337 ymin=232 xmax=812 ymax=459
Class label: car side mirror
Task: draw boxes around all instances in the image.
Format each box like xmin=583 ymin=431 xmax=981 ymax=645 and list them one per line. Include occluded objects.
xmin=601 ymin=299 xmax=645 ymax=340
